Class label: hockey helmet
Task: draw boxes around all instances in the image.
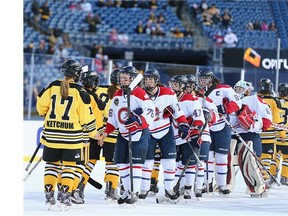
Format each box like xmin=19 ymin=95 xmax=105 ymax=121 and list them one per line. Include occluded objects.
xmin=80 ymin=70 xmax=99 ymax=91
xmin=278 ymin=82 xmax=288 ymax=97
xmin=61 ymin=59 xmax=82 ymax=82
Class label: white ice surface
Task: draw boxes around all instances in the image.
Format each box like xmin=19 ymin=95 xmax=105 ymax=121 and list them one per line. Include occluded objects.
xmin=23 ymin=161 xmax=288 ymax=216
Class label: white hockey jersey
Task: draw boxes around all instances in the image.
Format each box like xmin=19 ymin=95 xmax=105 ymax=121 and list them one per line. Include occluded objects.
xmin=148 ymin=86 xmax=187 ymax=139
xmin=105 ymin=86 xmax=155 ymax=141
xmin=230 ymin=94 xmax=272 ymax=134
xmin=206 ymin=84 xmax=242 ymax=132
xmin=197 ymin=95 xmax=219 ymax=142
xmin=173 ymin=93 xmax=205 ymax=145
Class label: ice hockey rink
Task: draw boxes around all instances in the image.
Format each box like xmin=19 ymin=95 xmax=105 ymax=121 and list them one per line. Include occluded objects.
xmin=23 ymin=160 xmax=288 ymax=216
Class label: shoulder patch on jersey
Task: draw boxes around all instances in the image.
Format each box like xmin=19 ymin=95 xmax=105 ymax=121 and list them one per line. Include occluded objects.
xmin=114 ymin=98 xmax=119 ymax=106
xmin=215 ymin=84 xmax=231 ymax=89
xmin=159 ymin=86 xmax=175 ymax=96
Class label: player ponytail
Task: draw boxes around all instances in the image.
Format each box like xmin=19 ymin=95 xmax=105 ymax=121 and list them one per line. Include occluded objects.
xmin=60 ymin=77 xmax=70 ymax=99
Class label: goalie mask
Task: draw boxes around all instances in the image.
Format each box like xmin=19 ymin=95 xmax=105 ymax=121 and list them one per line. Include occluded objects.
xmin=234 ymin=80 xmax=250 ymax=98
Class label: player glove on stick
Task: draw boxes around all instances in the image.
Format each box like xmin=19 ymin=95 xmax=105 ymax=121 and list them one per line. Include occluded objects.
xmin=178 ymin=122 xmax=190 ymax=140
xmin=124 ymin=113 xmax=142 ymax=132
xmin=163 ymin=106 xmax=173 ymax=118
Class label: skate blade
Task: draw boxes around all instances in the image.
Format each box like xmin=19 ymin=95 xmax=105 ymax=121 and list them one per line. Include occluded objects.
xmin=156 ymin=197 xmax=178 ymax=204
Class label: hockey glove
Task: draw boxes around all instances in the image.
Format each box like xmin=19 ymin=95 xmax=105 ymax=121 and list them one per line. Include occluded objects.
xmin=178 ymin=122 xmax=190 ymax=140
xmin=186 ymin=116 xmax=193 ymax=126
xmin=163 ymin=106 xmax=173 ymax=119
xmin=132 ymin=108 xmax=143 ymax=116
xmin=124 ymin=114 xmax=142 ymax=132
xmin=217 ymin=104 xmax=226 ymax=115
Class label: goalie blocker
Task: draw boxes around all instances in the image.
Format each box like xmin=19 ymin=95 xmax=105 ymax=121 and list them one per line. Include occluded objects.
xmin=227 ymin=136 xmax=266 ymax=197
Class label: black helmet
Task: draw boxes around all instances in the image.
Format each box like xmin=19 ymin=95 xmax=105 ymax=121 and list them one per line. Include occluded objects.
xmin=110 ymin=68 xmax=120 ymax=85
xmin=197 ymin=68 xmax=215 ymax=79
xmin=80 ymin=70 xmax=99 ymax=91
xmin=61 ymin=59 xmax=82 ymax=82
xmin=170 ymin=75 xmax=187 ymax=92
xmin=278 ymin=82 xmax=288 ymax=97
xmin=118 ymin=65 xmax=138 ymax=90
xmin=258 ymin=78 xmax=273 ymax=94
xmin=143 ymin=69 xmax=160 ymax=92
xmin=143 ymin=69 xmax=160 ymax=82
xmin=186 ymin=75 xmax=196 ymax=90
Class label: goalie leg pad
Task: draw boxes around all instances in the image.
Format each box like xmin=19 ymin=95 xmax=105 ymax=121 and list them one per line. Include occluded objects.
xmin=227 ymin=139 xmax=238 ymax=191
xmin=238 ymin=141 xmax=265 ymax=195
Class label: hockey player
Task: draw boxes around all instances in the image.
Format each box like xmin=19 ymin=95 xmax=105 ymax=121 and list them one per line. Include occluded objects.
xmin=36 ymin=59 xmax=97 ymax=210
xmin=169 ymin=75 xmax=205 ymax=200
xmin=197 ymin=68 xmax=242 ymax=195
xmin=138 ymin=69 xmax=190 ymax=202
xmin=257 ymin=78 xmax=285 ymax=187
xmin=273 ymin=83 xmax=288 ymax=186
xmin=184 ymin=74 xmax=219 ymax=197
xmin=100 ymin=66 xmax=155 ymax=205
xmin=227 ymin=80 xmax=272 ymax=197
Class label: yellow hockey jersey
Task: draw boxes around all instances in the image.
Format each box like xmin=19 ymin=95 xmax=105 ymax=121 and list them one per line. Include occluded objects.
xmin=96 ymin=85 xmax=118 ymax=144
xmin=36 ymin=80 xmax=97 ymax=149
xmin=258 ymin=94 xmax=286 ymax=144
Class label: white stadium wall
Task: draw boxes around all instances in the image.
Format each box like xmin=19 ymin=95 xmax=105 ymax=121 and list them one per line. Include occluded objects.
xmin=23 ymin=120 xmax=44 ymax=161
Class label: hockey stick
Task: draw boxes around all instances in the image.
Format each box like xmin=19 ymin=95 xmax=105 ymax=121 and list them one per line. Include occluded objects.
xmin=88 ymin=177 xmax=103 ymax=189
xmin=126 ymin=73 xmax=143 ymax=198
xmin=221 ymin=116 xmax=281 ymax=186
xmin=24 ymin=156 xmax=43 ymax=181
xmin=25 ymin=142 xmax=42 ymax=171
xmin=272 ymin=123 xmax=288 ymax=131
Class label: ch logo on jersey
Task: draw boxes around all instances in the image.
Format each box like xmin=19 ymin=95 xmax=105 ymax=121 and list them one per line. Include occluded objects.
xmin=118 ymin=107 xmax=129 ymax=124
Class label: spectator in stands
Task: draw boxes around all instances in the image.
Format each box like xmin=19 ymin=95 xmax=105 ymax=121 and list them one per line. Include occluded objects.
xmin=31 ymin=0 xmax=40 ymax=28
xmin=118 ymin=32 xmax=129 ymax=45
xmin=213 ymin=31 xmax=224 ymax=47
xmin=261 ymin=21 xmax=269 ymax=31
xmin=35 ymin=39 xmax=47 ymax=64
xmin=46 ymin=43 xmax=56 ymax=55
xmin=152 ymin=24 xmax=166 ymax=37
xmin=208 ymin=4 xmax=221 ymax=25
xmin=136 ymin=20 xmax=145 ymax=34
xmin=148 ymin=11 xmax=157 ymax=23
xmin=223 ymin=28 xmax=238 ymax=48
xmin=80 ymin=0 xmax=92 ymax=13
xmin=245 ymin=21 xmax=254 ymax=30
xmin=109 ymin=28 xmax=118 ymax=43
xmin=62 ymin=33 xmax=72 ymax=48
xmin=39 ymin=1 xmax=51 ymax=30
xmin=171 ymin=27 xmax=184 ymax=38
xmin=253 ymin=20 xmax=261 ymax=31
xmin=221 ymin=9 xmax=233 ymax=28
xmin=183 ymin=26 xmax=194 ymax=37
xmin=90 ymin=43 xmax=100 ymax=58
xmin=202 ymin=10 xmax=213 ymax=26
xmin=53 ymin=44 xmax=69 ymax=64
xmin=157 ymin=13 xmax=166 ymax=24
xmin=269 ymin=22 xmax=277 ymax=31
xmin=199 ymin=0 xmax=208 ymax=13
xmin=149 ymin=0 xmax=158 ymax=10
xmin=144 ymin=20 xmax=153 ymax=35
xmin=24 ymin=42 xmax=34 ymax=53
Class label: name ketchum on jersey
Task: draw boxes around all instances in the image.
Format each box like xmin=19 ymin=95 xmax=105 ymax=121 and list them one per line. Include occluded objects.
xmin=46 ymin=120 xmax=74 ymax=129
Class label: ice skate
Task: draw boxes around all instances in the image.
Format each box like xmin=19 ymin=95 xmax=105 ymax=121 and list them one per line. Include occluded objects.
xmin=105 ymin=181 xmax=119 ymax=203
xmin=218 ymin=185 xmax=230 ymax=197
xmin=45 ymin=191 xmax=56 ymax=211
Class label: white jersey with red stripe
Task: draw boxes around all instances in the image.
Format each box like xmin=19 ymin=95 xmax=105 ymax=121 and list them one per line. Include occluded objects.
xmin=230 ymin=94 xmax=272 ymax=134
xmin=148 ymin=86 xmax=187 ymax=139
xmin=173 ymin=93 xmax=205 ymax=145
xmin=105 ymin=86 xmax=155 ymax=141
xmin=197 ymin=95 xmax=219 ymax=142
xmin=206 ymin=84 xmax=242 ymax=132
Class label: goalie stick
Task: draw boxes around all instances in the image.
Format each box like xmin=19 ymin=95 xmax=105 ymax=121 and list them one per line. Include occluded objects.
xmin=221 ymin=116 xmax=281 ymax=186
xmin=88 ymin=177 xmax=103 ymax=189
